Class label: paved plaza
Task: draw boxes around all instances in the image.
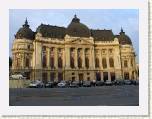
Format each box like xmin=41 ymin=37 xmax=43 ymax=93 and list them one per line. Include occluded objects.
xmin=9 ymin=85 xmax=139 ymax=106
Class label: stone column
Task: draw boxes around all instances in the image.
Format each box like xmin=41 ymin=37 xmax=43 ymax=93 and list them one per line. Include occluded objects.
xmin=82 ymin=48 xmax=85 ymax=68
xmin=106 ymin=56 xmax=109 ymax=69
xmin=65 ymin=47 xmax=70 ymax=68
xmin=54 ymin=47 xmax=58 ymax=69
xmin=99 ymin=50 xmax=102 ymax=69
xmin=62 ymin=49 xmax=65 ymax=68
xmin=74 ymin=48 xmax=78 ymax=68
xmin=108 ymin=72 xmax=111 ymax=81
xmin=92 ymin=47 xmax=95 ymax=69
xmin=47 ymin=48 xmax=50 ymax=69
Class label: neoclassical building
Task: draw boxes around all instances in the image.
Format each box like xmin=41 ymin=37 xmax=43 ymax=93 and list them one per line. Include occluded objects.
xmin=11 ymin=15 xmax=139 ymax=82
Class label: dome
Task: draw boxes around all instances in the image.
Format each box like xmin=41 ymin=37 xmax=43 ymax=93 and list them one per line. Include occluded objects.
xmin=15 ymin=19 xmax=34 ymax=40
xmin=117 ymin=28 xmax=132 ymax=45
xmin=66 ymin=15 xmax=91 ymax=37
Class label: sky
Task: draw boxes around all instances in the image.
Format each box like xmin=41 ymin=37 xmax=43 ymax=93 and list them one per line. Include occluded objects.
xmin=9 ymin=9 xmax=139 ymax=62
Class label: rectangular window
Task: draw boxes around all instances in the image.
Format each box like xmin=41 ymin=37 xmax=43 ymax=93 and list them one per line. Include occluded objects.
xmin=124 ymin=60 xmax=128 ymax=67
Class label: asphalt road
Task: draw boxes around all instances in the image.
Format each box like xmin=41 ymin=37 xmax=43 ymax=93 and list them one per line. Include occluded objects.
xmin=9 ymin=85 xmax=139 ymax=106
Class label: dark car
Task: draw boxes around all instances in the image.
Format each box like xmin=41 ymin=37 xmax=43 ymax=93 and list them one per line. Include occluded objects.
xmin=96 ymin=80 xmax=104 ymax=86
xmin=124 ymin=79 xmax=132 ymax=85
xmin=131 ymin=80 xmax=139 ymax=85
xmin=69 ymin=81 xmax=79 ymax=88
xmin=45 ymin=81 xmax=54 ymax=88
xmin=114 ymin=79 xmax=124 ymax=85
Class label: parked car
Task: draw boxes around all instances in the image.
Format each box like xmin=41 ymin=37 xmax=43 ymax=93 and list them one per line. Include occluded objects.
xmin=105 ymin=80 xmax=113 ymax=86
xmin=29 ymin=80 xmax=44 ymax=88
xmin=57 ymin=81 xmax=67 ymax=88
xmin=83 ymin=80 xmax=91 ymax=87
xmin=45 ymin=81 xmax=54 ymax=88
xmin=69 ymin=81 xmax=79 ymax=88
xmin=114 ymin=79 xmax=124 ymax=85
xmin=124 ymin=79 xmax=132 ymax=85
xmin=131 ymin=80 xmax=139 ymax=85
xmin=96 ymin=80 xmax=104 ymax=86
xmin=10 ymin=74 xmax=26 ymax=80
xmin=91 ymin=80 xmax=96 ymax=87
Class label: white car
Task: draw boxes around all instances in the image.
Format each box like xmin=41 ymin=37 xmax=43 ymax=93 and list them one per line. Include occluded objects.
xmin=83 ymin=80 xmax=91 ymax=87
xmin=105 ymin=80 xmax=113 ymax=86
xmin=57 ymin=81 xmax=67 ymax=88
xmin=29 ymin=80 xmax=44 ymax=88
xmin=10 ymin=74 xmax=26 ymax=79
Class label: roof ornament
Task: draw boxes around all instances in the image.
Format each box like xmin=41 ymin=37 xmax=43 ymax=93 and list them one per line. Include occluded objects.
xmin=23 ymin=17 xmax=29 ymax=27
xmin=72 ymin=14 xmax=80 ymax=23
xmin=120 ymin=27 xmax=125 ymax=35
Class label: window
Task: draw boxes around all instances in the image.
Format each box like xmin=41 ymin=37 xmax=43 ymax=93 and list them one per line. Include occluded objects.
xmin=25 ymin=58 xmax=30 ymax=67
xmin=109 ymin=49 xmax=112 ymax=53
xmin=42 ymin=54 xmax=47 ymax=68
xmin=102 ymin=49 xmax=106 ymax=54
xmin=70 ymin=56 xmax=75 ymax=68
xmin=102 ymin=58 xmax=107 ymax=69
xmin=27 ymin=45 xmax=30 ymax=49
xmin=85 ymin=57 xmax=89 ymax=68
xmin=58 ymin=57 xmax=62 ymax=68
xmin=131 ymin=59 xmax=133 ymax=67
xmin=42 ymin=72 xmax=48 ymax=84
xmin=109 ymin=58 xmax=114 ymax=67
xmin=124 ymin=60 xmax=128 ymax=67
xmin=58 ymin=72 xmax=63 ymax=81
xmin=87 ymin=72 xmax=90 ymax=75
xmin=72 ymin=77 xmax=75 ymax=82
xmin=42 ymin=46 xmax=46 ymax=51
xmin=78 ymin=57 xmax=82 ymax=68
xmin=50 ymin=72 xmax=55 ymax=81
xmin=72 ymin=73 xmax=75 ymax=75
xmin=51 ymin=47 xmax=54 ymax=51
xmin=87 ymin=77 xmax=90 ymax=81
xmin=95 ymin=57 xmax=99 ymax=68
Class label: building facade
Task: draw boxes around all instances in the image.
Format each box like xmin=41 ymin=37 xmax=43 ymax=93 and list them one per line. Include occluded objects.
xmin=11 ymin=15 xmax=138 ymax=82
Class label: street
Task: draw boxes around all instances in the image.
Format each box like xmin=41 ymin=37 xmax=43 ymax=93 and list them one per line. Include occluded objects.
xmin=9 ymin=85 xmax=139 ymax=106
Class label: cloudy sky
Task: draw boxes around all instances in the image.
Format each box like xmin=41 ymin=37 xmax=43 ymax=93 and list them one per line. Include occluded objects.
xmin=9 ymin=9 xmax=139 ymax=62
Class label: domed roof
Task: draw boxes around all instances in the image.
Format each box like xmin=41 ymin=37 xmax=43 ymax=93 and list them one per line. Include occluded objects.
xmin=117 ymin=28 xmax=132 ymax=45
xmin=15 ymin=19 xmax=34 ymax=40
xmin=66 ymin=15 xmax=91 ymax=37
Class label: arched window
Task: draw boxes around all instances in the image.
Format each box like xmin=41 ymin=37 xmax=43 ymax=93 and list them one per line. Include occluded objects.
xmin=85 ymin=57 xmax=89 ymax=68
xmin=78 ymin=57 xmax=82 ymax=68
xmin=25 ymin=58 xmax=30 ymax=67
xmin=70 ymin=56 xmax=75 ymax=68
xmin=50 ymin=57 xmax=54 ymax=68
xmin=42 ymin=54 xmax=47 ymax=68
xmin=58 ymin=57 xmax=62 ymax=68
xmin=95 ymin=57 xmax=99 ymax=68
xmin=109 ymin=58 xmax=114 ymax=67
xmin=102 ymin=58 xmax=107 ymax=69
